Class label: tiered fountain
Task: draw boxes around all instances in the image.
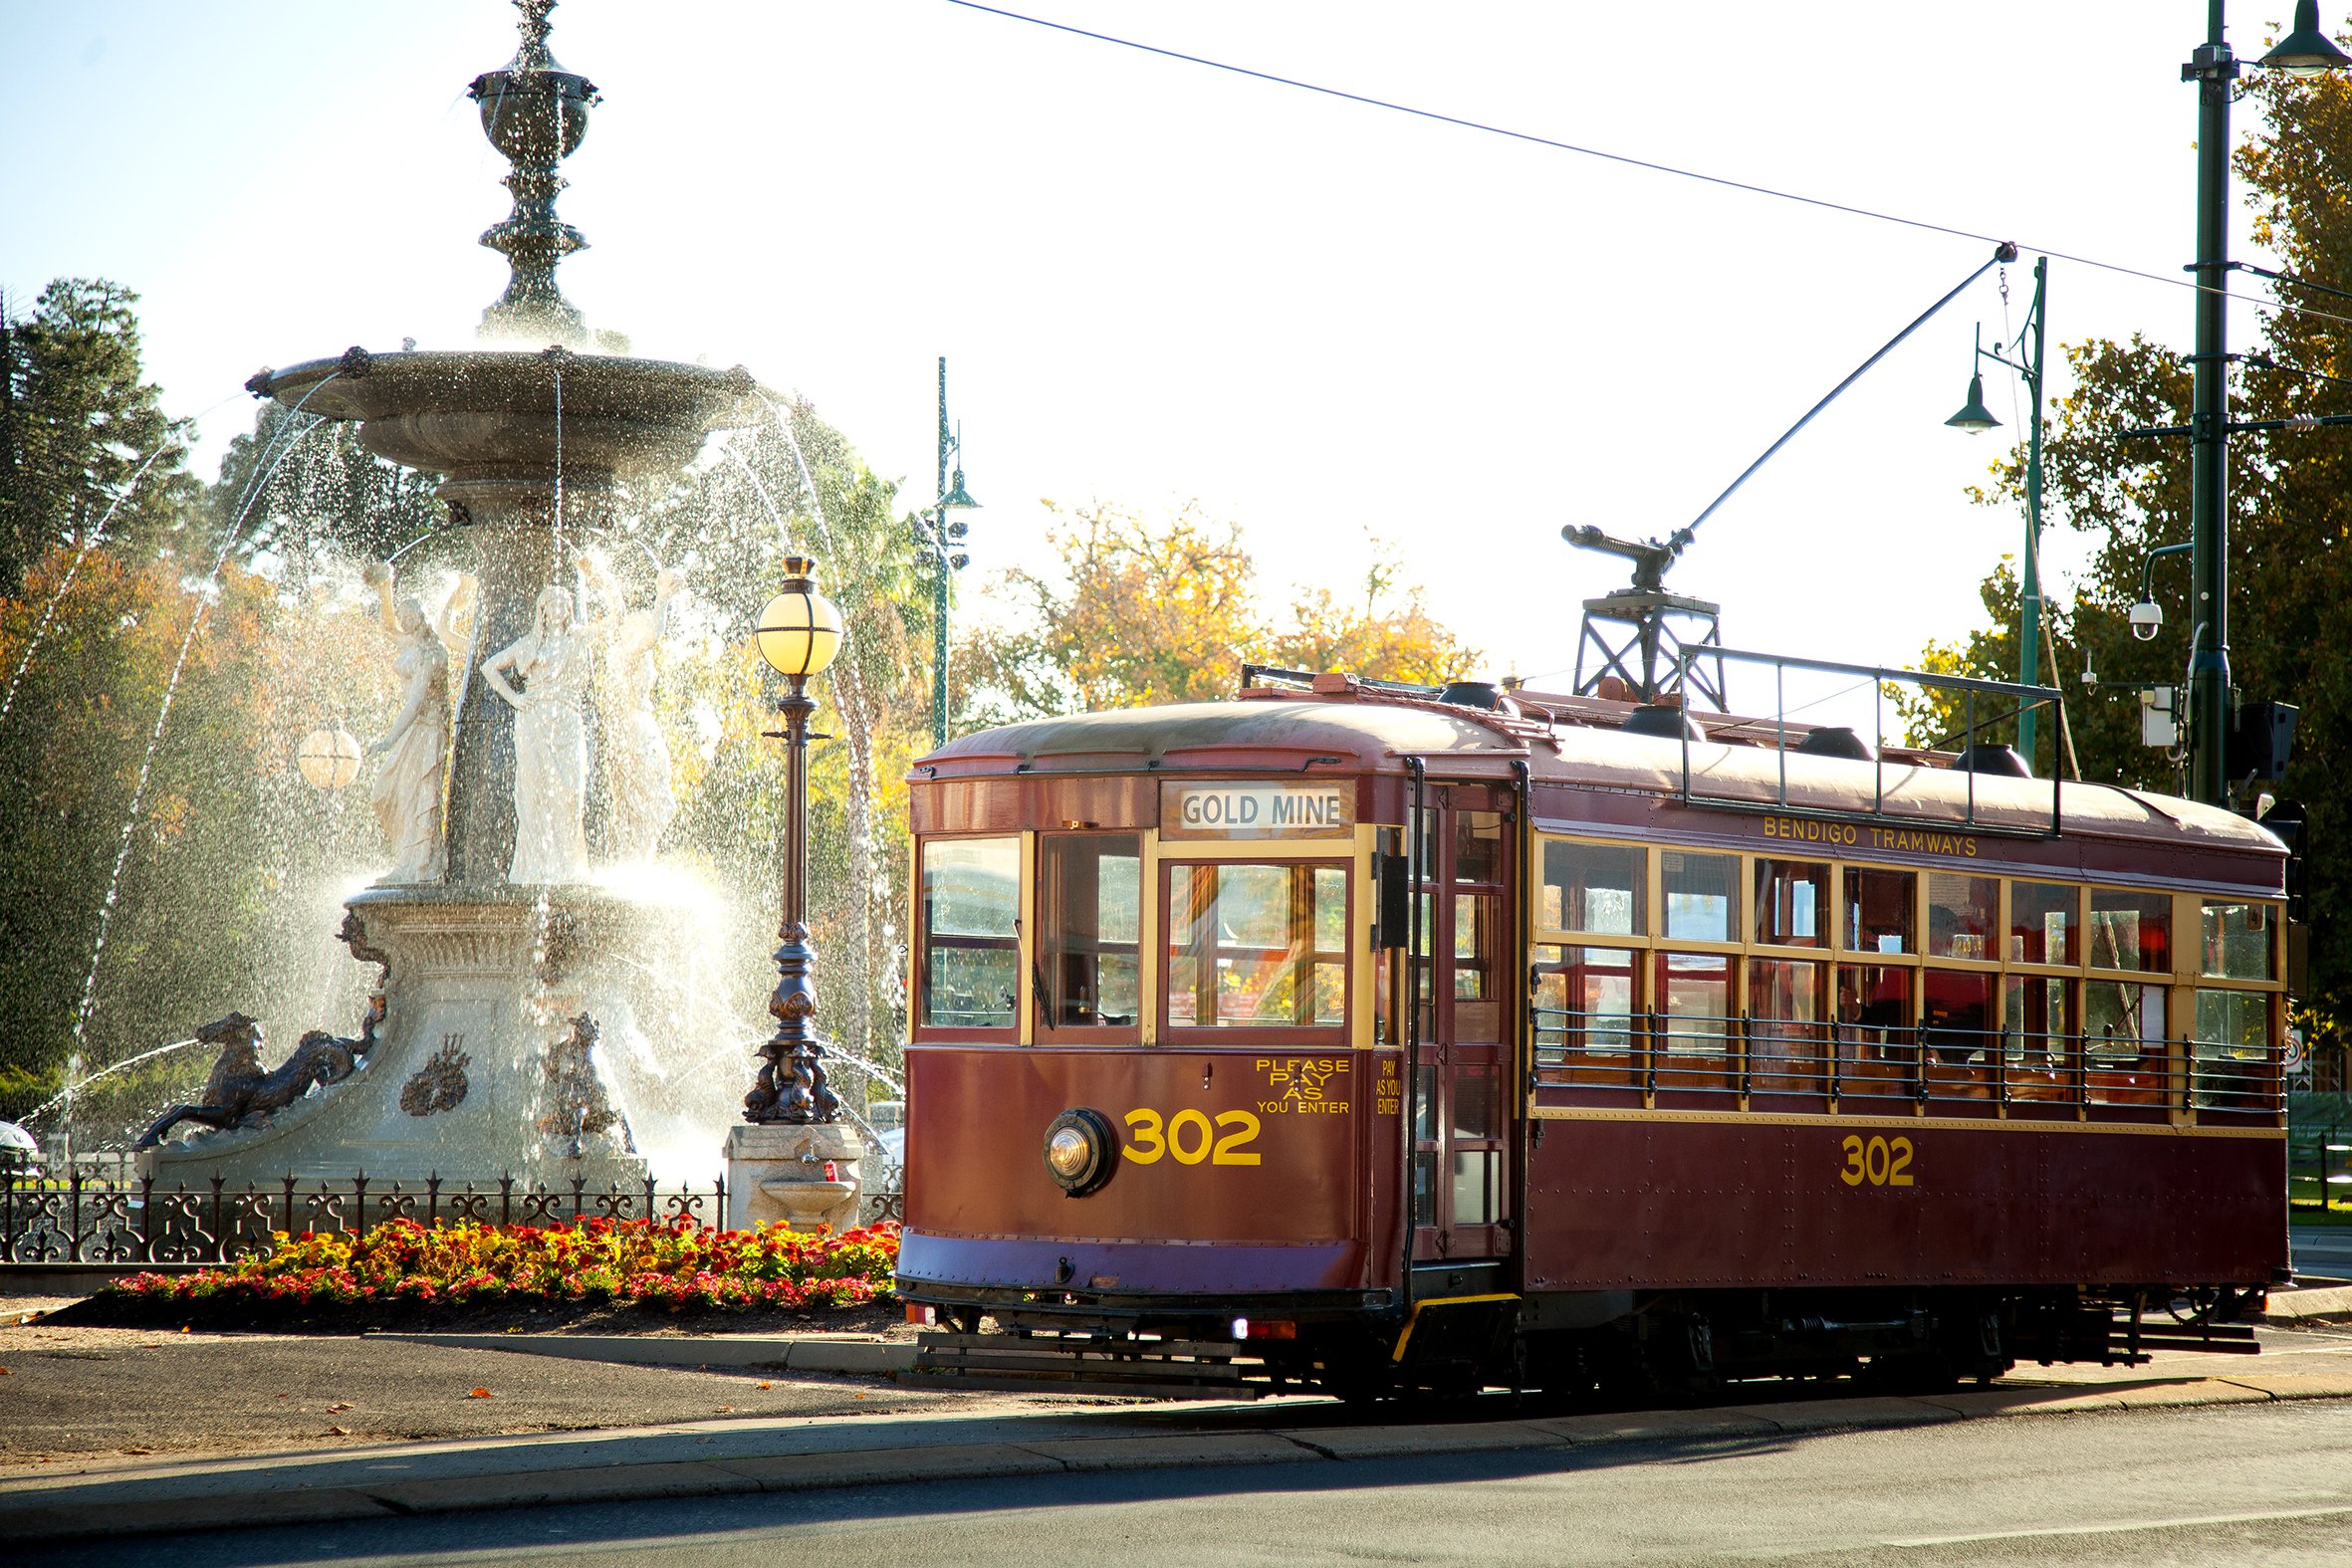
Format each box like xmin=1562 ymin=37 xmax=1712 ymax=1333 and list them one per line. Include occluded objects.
xmin=138 ymin=1 xmax=860 ymax=1220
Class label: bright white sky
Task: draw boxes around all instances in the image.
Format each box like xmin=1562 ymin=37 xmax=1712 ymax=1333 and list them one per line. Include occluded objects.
xmin=0 ymin=2 xmax=2310 ymax=717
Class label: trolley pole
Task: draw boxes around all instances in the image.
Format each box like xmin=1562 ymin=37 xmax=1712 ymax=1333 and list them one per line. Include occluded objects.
xmin=2187 ymin=0 xmax=2235 ymax=807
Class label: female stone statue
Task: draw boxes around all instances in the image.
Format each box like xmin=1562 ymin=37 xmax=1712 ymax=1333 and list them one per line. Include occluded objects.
xmin=580 ymin=554 xmax=684 ymax=862
xmin=361 ymin=560 xmax=453 ymax=883
xmin=482 ymin=580 xmax=598 ymax=884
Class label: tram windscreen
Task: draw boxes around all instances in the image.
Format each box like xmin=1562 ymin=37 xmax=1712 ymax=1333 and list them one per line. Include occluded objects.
xmin=920 ymin=837 xmax=1020 ymax=1029
xmin=1165 ymin=861 xmax=1347 ymax=1031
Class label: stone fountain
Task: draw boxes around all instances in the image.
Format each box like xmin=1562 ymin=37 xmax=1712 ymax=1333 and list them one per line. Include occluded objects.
xmin=139 ymin=1 xmax=859 ymax=1212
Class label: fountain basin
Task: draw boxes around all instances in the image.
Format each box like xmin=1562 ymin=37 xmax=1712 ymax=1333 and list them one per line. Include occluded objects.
xmin=260 ymin=350 xmax=761 ymax=493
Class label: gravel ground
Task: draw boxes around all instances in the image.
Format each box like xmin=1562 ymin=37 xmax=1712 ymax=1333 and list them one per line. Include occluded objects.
xmin=0 ymin=1320 xmax=979 ymax=1469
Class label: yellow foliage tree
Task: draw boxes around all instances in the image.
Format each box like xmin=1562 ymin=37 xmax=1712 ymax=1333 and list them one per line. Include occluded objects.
xmin=965 ymin=503 xmax=1478 ymax=720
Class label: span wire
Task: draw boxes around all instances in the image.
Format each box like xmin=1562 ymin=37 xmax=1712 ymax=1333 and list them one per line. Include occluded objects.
xmin=943 ymin=1 xmax=2352 ymax=334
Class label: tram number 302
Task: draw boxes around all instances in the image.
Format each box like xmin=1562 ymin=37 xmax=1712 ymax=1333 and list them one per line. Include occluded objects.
xmin=1123 ymin=1108 xmax=1263 ymax=1167
xmin=1837 ymin=1134 xmax=1915 ymax=1189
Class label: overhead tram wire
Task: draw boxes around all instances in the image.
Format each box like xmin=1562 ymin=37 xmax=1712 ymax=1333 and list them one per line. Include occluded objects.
xmin=943 ymin=0 xmax=2352 ymax=336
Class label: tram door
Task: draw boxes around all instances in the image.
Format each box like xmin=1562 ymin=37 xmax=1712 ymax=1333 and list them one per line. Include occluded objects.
xmin=1410 ymin=785 xmax=1515 ymax=1263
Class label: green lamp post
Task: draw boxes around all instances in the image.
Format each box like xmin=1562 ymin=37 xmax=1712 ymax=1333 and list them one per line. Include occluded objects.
xmin=915 ymin=356 xmax=981 ymax=750
xmin=2178 ymin=1 xmax=2351 ymax=804
xmin=1946 ymin=263 xmax=2049 ymax=767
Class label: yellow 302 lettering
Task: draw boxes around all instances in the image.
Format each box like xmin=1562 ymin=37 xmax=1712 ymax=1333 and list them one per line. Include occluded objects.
xmin=1122 ymin=1108 xmax=1262 ymax=1167
xmin=1838 ymin=1134 xmax=1915 ymax=1188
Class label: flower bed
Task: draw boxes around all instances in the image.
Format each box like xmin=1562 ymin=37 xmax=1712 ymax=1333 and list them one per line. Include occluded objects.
xmin=103 ymin=1217 xmax=899 ymax=1312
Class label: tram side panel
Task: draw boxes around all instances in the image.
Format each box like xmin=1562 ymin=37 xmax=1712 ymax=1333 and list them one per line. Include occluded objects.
xmin=899 ymin=1044 xmax=1380 ymax=1299
xmin=1522 ymin=1116 xmax=2286 ymax=1292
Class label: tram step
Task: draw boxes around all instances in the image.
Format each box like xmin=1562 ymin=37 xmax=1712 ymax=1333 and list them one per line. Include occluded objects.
xmin=907 ymin=1331 xmax=1276 ymax=1398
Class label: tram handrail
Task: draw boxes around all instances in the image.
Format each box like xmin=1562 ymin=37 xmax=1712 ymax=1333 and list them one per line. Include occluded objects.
xmin=1529 ymin=1007 xmax=2286 ymax=1118
xmin=1672 ymin=645 xmax=2066 ymax=839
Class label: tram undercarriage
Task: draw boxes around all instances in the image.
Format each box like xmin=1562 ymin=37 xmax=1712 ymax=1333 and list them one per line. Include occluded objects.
xmin=903 ymin=1284 xmax=2267 ymax=1405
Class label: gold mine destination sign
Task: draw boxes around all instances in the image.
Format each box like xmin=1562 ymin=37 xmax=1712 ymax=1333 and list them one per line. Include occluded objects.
xmin=1161 ymin=781 xmax=1354 ymax=839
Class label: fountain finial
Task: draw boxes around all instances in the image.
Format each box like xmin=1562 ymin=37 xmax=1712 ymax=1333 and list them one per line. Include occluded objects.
xmin=469 ymin=0 xmax=600 ymax=346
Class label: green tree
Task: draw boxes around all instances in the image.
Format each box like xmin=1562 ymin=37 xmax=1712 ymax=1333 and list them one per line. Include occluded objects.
xmin=1920 ymin=65 xmax=2352 ymax=1017
xmin=0 ymin=279 xmax=197 ymax=592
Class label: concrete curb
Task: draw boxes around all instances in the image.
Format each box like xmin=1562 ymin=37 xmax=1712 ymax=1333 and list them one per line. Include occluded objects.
xmin=2261 ymin=1283 xmax=2352 ymax=1322
xmin=365 ymin=1331 xmax=916 ymax=1375
xmin=7 ymin=1373 xmax=2351 ymax=1545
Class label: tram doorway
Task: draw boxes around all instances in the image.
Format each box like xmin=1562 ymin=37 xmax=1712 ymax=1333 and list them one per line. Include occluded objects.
xmin=1411 ymin=784 xmax=1516 ymax=1265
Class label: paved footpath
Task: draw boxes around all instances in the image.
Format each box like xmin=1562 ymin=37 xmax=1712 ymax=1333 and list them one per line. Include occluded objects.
xmin=7 ymin=1301 xmax=2352 ymax=1546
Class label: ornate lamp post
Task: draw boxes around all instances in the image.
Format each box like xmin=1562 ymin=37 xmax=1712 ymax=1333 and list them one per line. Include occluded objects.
xmin=745 ymin=555 xmax=847 ymax=1126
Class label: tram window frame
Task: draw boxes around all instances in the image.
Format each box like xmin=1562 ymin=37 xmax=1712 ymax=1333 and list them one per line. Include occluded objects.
xmin=1754 ymin=858 xmax=1831 ymax=950
xmin=2201 ymin=900 xmax=2276 ymax=982
xmin=1035 ymin=832 xmax=1144 ymax=1042
xmin=1653 ymin=950 xmax=1737 ymax=1096
xmin=1842 ymin=867 xmax=1917 ymax=956
xmin=914 ymin=834 xmax=1023 ymax=1036
xmin=1748 ymin=957 xmax=1828 ymax=1096
xmin=1661 ymin=850 xmax=1742 ymax=944
xmin=1926 ymin=872 xmax=2000 ymax=962
xmin=2086 ymin=887 xmax=2171 ymax=975
xmin=1536 ymin=836 xmax=1647 ymax=939
xmin=1532 ymin=942 xmax=1642 ymax=1087
xmin=1160 ymin=856 xmax=1351 ymax=1042
xmin=2008 ymin=880 xmax=2079 ymax=968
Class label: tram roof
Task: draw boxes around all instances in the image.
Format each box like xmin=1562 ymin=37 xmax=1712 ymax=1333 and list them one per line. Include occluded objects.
xmin=920 ymin=697 xmax=2281 ymax=858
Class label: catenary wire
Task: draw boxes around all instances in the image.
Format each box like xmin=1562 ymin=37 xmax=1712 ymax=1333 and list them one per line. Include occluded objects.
xmin=942 ymin=1 xmax=2352 ymax=334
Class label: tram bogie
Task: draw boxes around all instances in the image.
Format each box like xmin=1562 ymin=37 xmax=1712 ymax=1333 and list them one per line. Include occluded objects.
xmin=895 ymin=676 xmax=2291 ymax=1402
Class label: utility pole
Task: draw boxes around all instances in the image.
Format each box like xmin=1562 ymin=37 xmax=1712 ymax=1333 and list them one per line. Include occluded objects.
xmin=933 ymin=356 xmax=950 ymax=751
xmin=2187 ymin=0 xmax=2235 ymax=806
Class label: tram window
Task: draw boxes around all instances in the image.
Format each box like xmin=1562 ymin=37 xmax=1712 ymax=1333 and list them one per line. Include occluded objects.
xmin=1836 ymin=965 xmax=1914 ymax=1098
xmin=2201 ymin=901 xmax=2274 ymax=981
xmin=1452 ymin=1060 xmax=1500 ymax=1141
xmin=1927 ymin=873 xmax=1999 ymax=961
xmin=1655 ymin=952 xmax=1733 ymax=1049
xmin=1411 ymin=1062 xmax=1438 ymax=1228
xmin=2084 ymin=980 xmax=2166 ymax=1056
xmin=1164 ymin=861 xmax=1347 ymax=1031
xmin=2194 ymin=989 xmax=2267 ymax=1054
xmin=1662 ymin=851 xmax=1739 ymax=941
xmin=1539 ymin=839 xmax=1645 ymax=936
xmin=2008 ymin=881 xmax=2078 ymax=966
xmin=919 ymin=837 xmax=1020 ymax=1030
xmin=2087 ymin=889 xmax=2171 ymax=973
xmin=1755 ymin=859 xmax=1830 ymax=948
xmin=1923 ymin=969 xmax=1997 ymax=1069
xmin=1748 ymin=959 xmax=1825 ymax=1093
xmin=2001 ymin=976 xmax=2071 ymax=1076
xmin=1452 ymin=1150 xmax=1498 ymax=1227
xmin=1454 ymin=811 xmax=1505 ymax=885
xmin=1532 ymin=944 xmax=1638 ymax=1072
xmin=1843 ymin=868 xmax=1915 ymax=954
xmin=1038 ymin=834 xmax=1141 ymax=1030
xmin=1454 ymin=893 xmax=1504 ymax=1041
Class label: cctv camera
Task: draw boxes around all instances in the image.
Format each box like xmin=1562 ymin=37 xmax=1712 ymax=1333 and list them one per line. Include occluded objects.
xmin=2128 ymin=600 xmax=2163 ymax=642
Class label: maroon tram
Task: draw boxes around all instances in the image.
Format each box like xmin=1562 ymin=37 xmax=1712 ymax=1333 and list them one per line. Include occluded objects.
xmin=894 ymin=668 xmax=2290 ymax=1399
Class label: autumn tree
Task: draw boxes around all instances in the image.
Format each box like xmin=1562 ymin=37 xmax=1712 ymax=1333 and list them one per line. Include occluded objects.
xmin=965 ymin=501 xmax=1478 ymax=723
xmin=1917 ymin=63 xmax=2352 ymax=1021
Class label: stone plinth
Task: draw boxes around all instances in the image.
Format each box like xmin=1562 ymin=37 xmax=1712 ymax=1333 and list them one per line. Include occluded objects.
xmin=139 ymin=883 xmax=681 ymax=1189
xmin=724 ymin=1122 xmax=863 ymax=1233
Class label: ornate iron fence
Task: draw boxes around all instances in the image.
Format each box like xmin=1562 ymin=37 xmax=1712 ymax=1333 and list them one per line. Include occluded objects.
xmin=0 ymin=1172 xmax=727 ymax=1267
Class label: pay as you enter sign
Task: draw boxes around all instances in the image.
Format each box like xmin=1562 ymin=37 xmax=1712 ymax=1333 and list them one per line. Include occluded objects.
xmin=1161 ymin=781 xmax=1353 ymax=839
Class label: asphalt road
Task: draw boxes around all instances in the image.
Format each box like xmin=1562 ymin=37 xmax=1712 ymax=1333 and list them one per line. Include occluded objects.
xmin=24 ymin=1397 xmax=2352 ymax=1566
xmin=2292 ymin=1224 xmax=2352 ymax=1282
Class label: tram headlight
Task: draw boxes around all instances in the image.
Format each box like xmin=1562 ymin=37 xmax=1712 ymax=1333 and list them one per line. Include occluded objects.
xmin=1042 ymin=1108 xmax=1116 ymax=1197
